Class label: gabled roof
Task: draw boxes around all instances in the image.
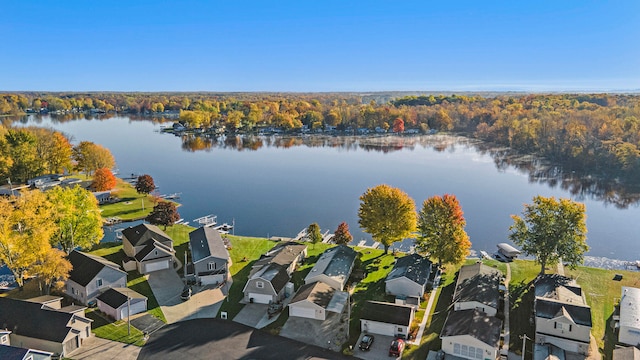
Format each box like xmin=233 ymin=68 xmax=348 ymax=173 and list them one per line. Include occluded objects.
xmin=189 ymin=227 xmax=230 ymax=263
xmin=68 ymin=250 xmax=126 ymax=287
xmin=122 ymin=223 xmax=172 ymax=247
xmin=134 ymin=240 xmax=174 ymax=262
xmin=454 ymin=273 xmax=501 ymax=309
xmin=360 ymin=301 xmax=414 ymax=326
xmin=535 ymin=274 xmax=584 ymax=304
xmin=0 ymin=344 xmax=29 ymax=360
xmin=456 ymin=262 xmax=501 ymax=286
xmin=386 ymin=253 xmax=433 ymax=285
xmin=254 ymin=264 xmax=290 ymax=293
xmin=0 ymin=297 xmax=89 ymax=344
xmin=618 ymin=287 xmax=640 ymax=330
xmin=261 ymin=242 xmax=307 ymax=268
xmin=441 ymin=308 xmax=502 ymax=347
xmin=535 ymin=298 xmax=592 ymax=327
xmin=306 ymin=245 xmax=356 ymax=285
xmin=291 ymin=281 xmax=336 ymax=308
xmin=97 ymin=287 xmax=147 ymax=309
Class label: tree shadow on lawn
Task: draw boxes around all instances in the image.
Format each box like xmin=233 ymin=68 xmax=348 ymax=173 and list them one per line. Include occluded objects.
xmin=219 ymin=260 xmax=255 ymax=319
xmin=602 ymin=308 xmax=617 ymax=359
xmin=509 ymin=279 xmax=535 ymax=358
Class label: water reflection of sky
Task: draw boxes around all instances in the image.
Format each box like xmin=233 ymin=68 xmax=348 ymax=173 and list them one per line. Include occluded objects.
xmin=14 ymin=115 xmax=640 ymax=261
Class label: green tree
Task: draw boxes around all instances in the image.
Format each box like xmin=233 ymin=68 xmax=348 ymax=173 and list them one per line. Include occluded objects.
xmin=333 ymin=221 xmax=353 ymax=245
xmin=47 ymin=186 xmax=104 ymax=254
xmin=72 ymin=141 xmax=115 ymax=176
xmin=146 ymin=201 xmax=180 ymax=230
xmin=0 ymin=190 xmax=56 ymax=289
xmin=5 ymin=129 xmax=41 ymax=183
xmin=32 ymin=247 xmax=72 ymax=295
xmin=358 ymin=184 xmax=417 ymax=253
xmin=415 ymin=194 xmax=471 ymax=267
xmin=509 ymin=195 xmax=588 ymax=275
xmin=135 ymin=174 xmax=156 ymax=194
xmin=307 ymin=222 xmax=322 ymax=248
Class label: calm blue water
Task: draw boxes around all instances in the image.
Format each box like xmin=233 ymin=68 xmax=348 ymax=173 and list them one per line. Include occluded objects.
xmin=16 ymin=115 xmax=640 ymax=261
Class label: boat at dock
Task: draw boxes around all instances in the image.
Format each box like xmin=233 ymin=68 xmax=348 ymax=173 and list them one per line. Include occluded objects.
xmin=159 ymin=192 xmax=181 ymax=200
xmin=213 ymin=222 xmax=234 ymax=234
xmin=193 ymin=214 xmax=218 ymax=227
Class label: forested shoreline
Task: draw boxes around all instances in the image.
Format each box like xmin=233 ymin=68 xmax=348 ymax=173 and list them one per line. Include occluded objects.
xmin=1 ymin=92 xmax=640 ymax=183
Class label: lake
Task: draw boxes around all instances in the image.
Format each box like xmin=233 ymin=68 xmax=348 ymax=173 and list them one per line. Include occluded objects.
xmin=17 ymin=115 xmax=640 ymax=261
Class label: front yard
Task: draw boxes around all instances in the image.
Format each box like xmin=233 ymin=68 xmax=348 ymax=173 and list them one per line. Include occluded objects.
xmin=85 ymin=308 xmax=146 ymax=346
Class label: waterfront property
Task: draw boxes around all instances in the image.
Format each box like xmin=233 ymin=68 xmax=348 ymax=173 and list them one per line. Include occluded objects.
xmin=288 ymin=281 xmax=348 ymax=321
xmin=534 ymin=274 xmax=592 ymax=355
xmin=618 ymin=286 xmax=640 ymax=346
xmin=97 ymin=287 xmax=148 ymax=321
xmin=359 ymin=300 xmax=415 ymax=338
xmin=250 ymin=241 xmax=307 ymax=277
xmin=385 ymin=253 xmax=440 ymax=301
xmin=0 ymin=297 xmax=92 ymax=358
xmin=122 ymin=223 xmax=175 ymax=274
xmin=65 ymin=250 xmax=127 ymax=306
xmin=453 ymin=262 xmax=502 ymax=317
xmin=185 ymin=226 xmax=231 ymax=285
xmin=440 ymin=308 xmax=502 ymax=360
xmin=304 ymin=245 xmax=357 ymax=291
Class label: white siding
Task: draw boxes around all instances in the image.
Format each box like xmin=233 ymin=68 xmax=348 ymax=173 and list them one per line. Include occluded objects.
xmin=305 ymin=274 xmax=343 ymax=291
xmin=535 ymin=317 xmax=591 ymax=355
xmin=140 ymin=259 xmax=171 ymax=274
xmin=619 ymin=326 xmax=640 ymax=347
xmin=360 ymin=319 xmax=408 ymax=337
xmin=441 ymin=334 xmax=497 ymax=360
xmin=289 ymin=301 xmax=325 ymax=320
xmin=247 ymin=293 xmax=273 ymax=304
xmin=454 ymin=301 xmax=497 ymax=317
xmin=386 ymin=277 xmax=425 ymax=298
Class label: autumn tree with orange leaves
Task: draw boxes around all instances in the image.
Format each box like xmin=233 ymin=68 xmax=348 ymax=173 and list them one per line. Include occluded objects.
xmin=91 ymin=168 xmax=116 ymax=191
xmin=415 ymin=194 xmax=471 ymax=267
xmin=393 ymin=118 xmax=405 ymax=133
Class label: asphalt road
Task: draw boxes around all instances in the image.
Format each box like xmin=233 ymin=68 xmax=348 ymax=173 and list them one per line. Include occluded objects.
xmin=138 ymin=317 xmax=352 ymax=360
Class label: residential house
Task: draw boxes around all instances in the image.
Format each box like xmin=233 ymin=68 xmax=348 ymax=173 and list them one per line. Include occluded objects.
xmin=304 ymin=245 xmax=357 ymax=291
xmin=242 ymin=263 xmax=291 ymax=304
xmin=242 ymin=242 xmax=307 ymax=304
xmin=453 ymin=262 xmax=502 ymax=317
xmin=97 ymin=288 xmax=147 ymax=321
xmin=385 ymin=253 xmax=440 ymax=300
xmin=0 ymin=342 xmax=53 ymax=360
xmin=288 ymin=281 xmax=348 ymax=320
xmin=122 ymin=223 xmax=175 ymax=274
xmin=440 ymin=309 xmax=502 ymax=360
xmin=613 ymin=347 xmax=640 ymax=360
xmin=359 ymin=301 xmax=415 ymax=338
xmin=534 ymin=274 xmax=592 ymax=355
xmin=66 ymin=250 xmax=127 ymax=305
xmin=186 ymin=227 xmax=231 ymax=285
xmin=618 ymin=286 xmax=640 ymax=346
xmin=0 ymin=297 xmax=92 ymax=358
xmin=250 ymin=242 xmax=307 ymax=277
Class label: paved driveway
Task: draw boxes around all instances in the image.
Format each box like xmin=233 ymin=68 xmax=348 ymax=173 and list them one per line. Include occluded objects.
xmin=353 ymin=333 xmax=401 ymax=360
xmin=139 ymin=318 xmax=351 ymax=360
xmin=280 ymin=311 xmax=348 ymax=352
xmin=233 ymin=303 xmax=269 ymax=327
xmin=69 ymin=336 xmax=141 ymax=360
xmin=147 ymin=269 xmax=225 ymax=323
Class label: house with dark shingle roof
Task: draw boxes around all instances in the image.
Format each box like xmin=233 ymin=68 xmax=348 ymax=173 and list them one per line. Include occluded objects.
xmin=453 ymin=262 xmax=502 ymax=317
xmin=385 ymin=253 xmax=440 ymax=299
xmin=65 ymin=250 xmax=127 ymax=305
xmin=242 ymin=263 xmax=291 ymax=304
xmin=0 ymin=297 xmax=92 ymax=358
xmin=534 ymin=274 xmax=592 ymax=355
xmin=360 ymin=300 xmax=415 ymax=338
xmin=288 ymin=281 xmax=348 ymax=320
xmin=122 ymin=223 xmax=175 ymax=274
xmin=250 ymin=242 xmax=307 ymax=277
xmin=97 ymin=288 xmax=147 ymax=321
xmin=185 ymin=227 xmax=231 ymax=285
xmin=304 ymin=245 xmax=357 ymax=291
xmin=440 ymin=308 xmax=502 ymax=360
xmin=0 ymin=342 xmax=53 ymax=360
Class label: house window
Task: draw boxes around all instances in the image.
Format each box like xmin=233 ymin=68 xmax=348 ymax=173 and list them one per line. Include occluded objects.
xmin=397 ymin=327 xmax=403 ymax=333
xmin=469 ymin=346 xmax=475 ymax=358
xmin=96 ymin=279 xmax=103 ymax=287
xmin=1 ymin=334 xmax=8 ymax=343
xmin=454 ymin=343 xmax=461 ymax=355
xmin=208 ymin=262 xmax=216 ymax=271
xmin=256 ymin=281 xmax=264 ymax=289
xmin=475 ymin=348 xmax=483 ymax=359
xmin=461 ymin=345 xmax=468 ymax=357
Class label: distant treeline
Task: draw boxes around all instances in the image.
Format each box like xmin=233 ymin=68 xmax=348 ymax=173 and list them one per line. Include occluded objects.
xmin=2 ymin=92 xmax=640 ymax=181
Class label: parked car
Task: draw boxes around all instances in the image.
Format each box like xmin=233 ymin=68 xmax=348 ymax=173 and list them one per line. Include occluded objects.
xmin=359 ymin=334 xmax=374 ymax=351
xmin=389 ymin=338 xmax=405 ymax=357
xmin=180 ymin=285 xmax=192 ymax=301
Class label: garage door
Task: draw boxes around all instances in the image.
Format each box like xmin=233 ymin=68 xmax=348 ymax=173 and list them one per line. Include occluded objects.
xmin=144 ymin=259 xmax=170 ymax=273
xmin=248 ymin=293 xmax=273 ymax=304
xmin=289 ymin=305 xmax=318 ymax=319
xmin=362 ymin=320 xmax=396 ymax=336
xmin=119 ymin=301 xmax=147 ymax=320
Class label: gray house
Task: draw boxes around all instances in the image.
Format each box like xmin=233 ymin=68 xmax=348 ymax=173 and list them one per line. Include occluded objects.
xmin=0 ymin=341 xmax=53 ymax=360
xmin=0 ymin=297 xmax=92 ymax=358
xmin=122 ymin=223 xmax=175 ymax=274
xmin=440 ymin=308 xmax=502 ymax=360
xmin=97 ymin=288 xmax=147 ymax=321
xmin=186 ymin=227 xmax=231 ymax=285
xmin=250 ymin=242 xmax=307 ymax=277
xmin=453 ymin=262 xmax=502 ymax=317
xmin=386 ymin=253 xmax=440 ymax=299
xmin=65 ymin=250 xmax=127 ymax=305
xmin=288 ymin=281 xmax=348 ymax=320
xmin=304 ymin=245 xmax=357 ymax=291
xmin=242 ymin=263 xmax=290 ymax=304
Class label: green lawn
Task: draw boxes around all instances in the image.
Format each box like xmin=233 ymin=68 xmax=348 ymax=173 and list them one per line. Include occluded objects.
xmin=99 ymin=179 xmax=155 ymax=220
xmin=85 ymin=308 xmax=146 ymax=346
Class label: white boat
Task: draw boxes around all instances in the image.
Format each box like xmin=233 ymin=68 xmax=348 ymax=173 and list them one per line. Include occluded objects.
xmin=193 ymin=214 xmax=217 ymax=227
xmin=213 ymin=223 xmax=234 ymax=234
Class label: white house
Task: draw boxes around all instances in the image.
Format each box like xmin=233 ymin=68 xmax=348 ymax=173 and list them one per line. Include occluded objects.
xmin=122 ymin=223 xmax=175 ymax=274
xmin=453 ymin=262 xmax=502 ymax=317
xmin=618 ymin=286 xmax=640 ymax=346
xmin=385 ymin=253 xmax=440 ymax=299
xmin=65 ymin=250 xmax=127 ymax=306
xmin=288 ymin=281 xmax=348 ymax=321
xmin=534 ymin=275 xmax=592 ymax=355
xmin=440 ymin=309 xmax=502 ymax=360
xmin=359 ymin=301 xmax=415 ymax=338
xmin=97 ymin=288 xmax=147 ymax=321
xmin=0 ymin=339 xmax=54 ymax=360
xmin=304 ymin=245 xmax=356 ymax=291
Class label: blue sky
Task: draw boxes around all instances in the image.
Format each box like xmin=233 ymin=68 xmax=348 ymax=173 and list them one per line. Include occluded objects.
xmin=2 ymin=1 xmax=639 ymax=92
